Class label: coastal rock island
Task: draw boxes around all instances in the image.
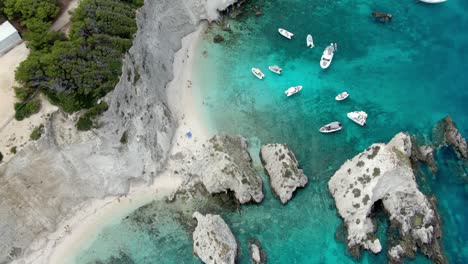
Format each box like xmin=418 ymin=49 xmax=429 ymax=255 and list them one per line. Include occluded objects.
xmin=260 ymin=144 xmax=308 ymax=204
xmin=192 ymin=212 xmax=237 ymax=264
xmin=175 ymin=135 xmax=264 ymax=204
xmin=328 ymin=132 xmax=446 ymax=262
xmin=249 ymin=239 xmax=266 ymax=264
xmin=433 ymin=115 xmax=468 ymax=160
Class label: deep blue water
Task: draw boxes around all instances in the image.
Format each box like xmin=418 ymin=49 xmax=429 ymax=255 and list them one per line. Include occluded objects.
xmin=74 ymin=0 xmax=467 ymax=263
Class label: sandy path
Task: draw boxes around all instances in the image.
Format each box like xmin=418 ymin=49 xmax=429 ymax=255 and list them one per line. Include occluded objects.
xmin=12 ymin=25 xmax=211 ymax=264
xmin=0 ymin=0 xmax=81 ymax=164
xmin=0 ymin=44 xmax=58 ymax=163
xmin=51 ymin=0 xmax=80 ymax=33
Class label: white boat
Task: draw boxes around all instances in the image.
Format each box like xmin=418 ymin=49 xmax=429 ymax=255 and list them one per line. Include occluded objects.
xmin=418 ymin=0 xmax=447 ymax=3
xmin=335 ymin=92 xmax=349 ymax=101
xmin=347 ymin=111 xmax=368 ymax=126
xmin=319 ymin=122 xmax=342 ymax=133
xmin=278 ymin=28 xmax=294 ymax=39
xmin=268 ymin=65 xmax=282 ymax=74
xmin=320 ymin=43 xmax=337 ymax=69
xmin=284 ymin=86 xmax=302 ymax=97
xmin=307 ymin=34 xmax=314 ymax=48
xmin=251 ymin=68 xmax=265 ymax=79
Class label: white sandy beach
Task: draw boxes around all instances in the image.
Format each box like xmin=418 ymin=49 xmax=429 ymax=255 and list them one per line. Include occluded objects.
xmin=13 ymin=24 xmax=210 ymax=264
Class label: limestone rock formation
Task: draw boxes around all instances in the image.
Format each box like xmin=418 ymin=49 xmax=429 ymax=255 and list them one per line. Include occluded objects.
xmin=260 ymin=144 xmax=307 ymax=204
xmin=192 ymin=212 xmax=237 ymax=264
xmin=410 ymin=137 xmax=437 ymax=173
xmin=174 ymin=135 xmax=264 ymax=204
xmin=0 ymin=0 xmax=240 ymax=262
xmin=433 ymin=115 xmax=468 ymax=159
xmin=328 ymin=132 xmax=446 ymax=263
xmin=249 ymin=239 xmax=266 ymax=264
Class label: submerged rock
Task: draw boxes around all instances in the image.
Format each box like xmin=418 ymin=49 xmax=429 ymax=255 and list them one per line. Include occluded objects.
xmin=192 ymin=212 xmax=237 ymax=264
xmin=213 ymin=34 xmax=225 ymax=43
xmin=328 ymin=132 xmax=446 ymax=262
xmin=260 ymin=144 xmax=307 ymax=204
xmin=433 ymin=115 xmax=468 ymax=159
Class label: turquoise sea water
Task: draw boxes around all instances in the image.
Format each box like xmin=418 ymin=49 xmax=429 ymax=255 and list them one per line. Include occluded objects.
xmin=75 ymin=0 xmax=467 ymax=263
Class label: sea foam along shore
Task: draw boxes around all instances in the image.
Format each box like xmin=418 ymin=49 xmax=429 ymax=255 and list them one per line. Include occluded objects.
xmin=12 ymin=25 xmax=210 ymax=264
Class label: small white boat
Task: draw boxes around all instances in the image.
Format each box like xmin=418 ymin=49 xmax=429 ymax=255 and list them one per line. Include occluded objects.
xmin=268 ymin=65 xmax=282 ymax=75
xmin=347 ymin=111 xmax=368 ymax=126
xmin=284 ymin=86 xmax=302 ymax=97
xmin=307 ymin=34 xmax=314 ymax=48
xmin=320 ymin=43 xmax=337 ymax=69
xmin=278 ymin=28 xmax=294 ymax=39
xmin=418 ymin=0 xmax=447 ymax=3
xmin=335 ymin=92 xmax=349 ymax=101
xmin=251 ymin=68 xmax=265 ymax=79
xmin=319 ymin=122 xmax=342 ymax=133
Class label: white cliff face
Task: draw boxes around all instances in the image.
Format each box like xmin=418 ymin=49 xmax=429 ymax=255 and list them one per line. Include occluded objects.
xmin=260 ymin=144 xmax=308 ymax=204
xmin=192 ymin=212 xmax=237 ymax=264
xmin=328 ymin=133 xmax=437 ymax=256
xmin=205 ymin=0 xmax=239 ymax=20
xmin=174 ymin=135 xmax=264 ymax=204
xmin=0 ymin=0 xmax=239 ymax=262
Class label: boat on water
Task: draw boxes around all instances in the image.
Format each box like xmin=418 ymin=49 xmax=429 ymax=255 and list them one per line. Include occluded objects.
xmin=335 ymin=92 xmax=349 ymax=101
xmin=418 ymin=0 xmax=447 ymax=3
xmin=278 ymin=28 xmax=294 ymax=39
xmin=347 ymin=111 xmax=368 ymax=126
xmin=320 ymin=43 xmax=337 ymax=69
xmin=251 ymin=68 xmax=265 ymax=79
xmin=268 ymin=65 xmax=282 ymax=74
xmin=284 ymin=86 xmax=302 ymax=97
xmin=307 ymin=34 xmax=314 ymax=48
xmin=319 ymin=122 xmax=342 ymax=133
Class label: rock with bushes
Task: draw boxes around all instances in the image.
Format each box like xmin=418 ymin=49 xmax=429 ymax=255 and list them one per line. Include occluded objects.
xmin=328 ymin=132 xmax=446 ymax=263
xmin=260 ymin=144 xmax=307 ymax=204
xmin=192 ymin=212 xmax=237 ymax=264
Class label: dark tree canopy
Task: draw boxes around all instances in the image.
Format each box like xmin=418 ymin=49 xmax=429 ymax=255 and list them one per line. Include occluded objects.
xmin=15 ymin=0 xmax=142 ymax=116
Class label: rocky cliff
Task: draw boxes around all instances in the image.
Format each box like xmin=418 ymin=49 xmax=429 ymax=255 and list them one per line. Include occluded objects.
xmin=328 ymin=133 xmax=446 ymax=263
xmin=0 ymin=0 xmax=239 ymax=262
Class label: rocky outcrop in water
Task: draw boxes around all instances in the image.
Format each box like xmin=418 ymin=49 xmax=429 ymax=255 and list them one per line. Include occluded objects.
xmin=260 ymin=144 xmax=307 ymax=204
xmin=328 ymin=132 xmax=446 ymax=263
xmin=249 ymin=239 xmax=266 ymax=264
xmin=173 ymin=135 xmax=264 ymax=204
xmin=0 ymin=0 xmax=239 ymax=262
xmin=433 ymin=115 xmax=468 ymax=160
xmin=410 ymin=137 xmax=437 ymax=173
xmin=192 ymin=212 xmax=237 ymax=264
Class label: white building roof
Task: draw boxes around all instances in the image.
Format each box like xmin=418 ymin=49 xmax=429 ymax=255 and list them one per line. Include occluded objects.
xmin=0 ymin=21 xmax=19 ymax=41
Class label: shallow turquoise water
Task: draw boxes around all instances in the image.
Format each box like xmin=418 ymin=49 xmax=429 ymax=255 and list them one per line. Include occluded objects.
xmin=75 ymin=0 xmax=467 ymax=263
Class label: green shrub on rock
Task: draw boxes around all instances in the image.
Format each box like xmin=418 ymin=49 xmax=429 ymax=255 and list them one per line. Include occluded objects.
xmin=30 ymin=124 xmax=45 ymax=140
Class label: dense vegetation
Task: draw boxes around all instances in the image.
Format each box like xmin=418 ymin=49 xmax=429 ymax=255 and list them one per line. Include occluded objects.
xmin=11 ymin=0 xmax=142 ymax=128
